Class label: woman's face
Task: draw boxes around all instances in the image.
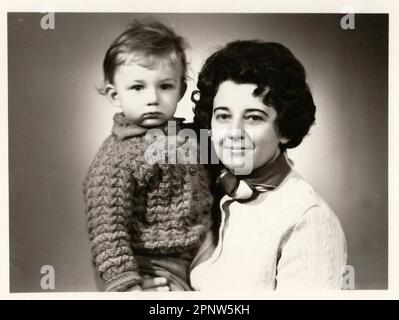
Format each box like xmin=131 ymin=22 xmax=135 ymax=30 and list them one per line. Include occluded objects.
xmin=211 ymin=80 xmax=288 ymax=174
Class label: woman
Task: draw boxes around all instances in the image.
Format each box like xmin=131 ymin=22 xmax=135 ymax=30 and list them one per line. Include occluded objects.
xmin=148 ymin=40 xmax=347 ymax=290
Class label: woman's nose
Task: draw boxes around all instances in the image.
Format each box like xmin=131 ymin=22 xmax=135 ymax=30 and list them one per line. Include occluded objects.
xmin=227 ymin=118 xmax=245 ymax=141
xmin=227 ymin=129 xmax=246 ymax=142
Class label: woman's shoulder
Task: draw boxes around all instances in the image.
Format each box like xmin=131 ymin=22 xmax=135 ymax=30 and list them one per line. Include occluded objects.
xmin=280 ymin=170 xmax=344 ymax=231
xmin=271 ymin=170 xmax=336 ymax=218
xmin=280 ymin=170 xmax=326 ymax=203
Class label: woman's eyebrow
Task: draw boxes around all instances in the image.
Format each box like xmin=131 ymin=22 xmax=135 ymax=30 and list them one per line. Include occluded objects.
xmin=213 ymin=106 xmax=229 ymax=113
xmin=245 ymin=108 xmax=268 ymax=116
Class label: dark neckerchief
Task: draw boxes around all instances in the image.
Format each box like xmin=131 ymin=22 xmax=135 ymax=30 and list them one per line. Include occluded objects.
xmin=217 ymin=152 xmax=292 ymax=200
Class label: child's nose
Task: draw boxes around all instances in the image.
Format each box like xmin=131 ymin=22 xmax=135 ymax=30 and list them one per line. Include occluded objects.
xmin=146 ymin=88 xmax=159 ymax=105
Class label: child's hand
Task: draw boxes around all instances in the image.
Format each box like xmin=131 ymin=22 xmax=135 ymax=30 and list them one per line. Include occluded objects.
xmin=141 ymin=275 xmax=170 ymax=291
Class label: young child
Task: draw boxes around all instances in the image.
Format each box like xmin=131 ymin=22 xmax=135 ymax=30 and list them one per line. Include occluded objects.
xmin=83 ymin=20 xmax=213 ymax=291
xmin=190 ymin=40 xmax=347 ymax=290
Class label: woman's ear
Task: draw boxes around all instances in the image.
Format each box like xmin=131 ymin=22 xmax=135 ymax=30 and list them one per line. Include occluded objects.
xmin=105 ymin=84 xmax=121 ymax=108
xmin=279 ymin=136 xmax=289 ymax=145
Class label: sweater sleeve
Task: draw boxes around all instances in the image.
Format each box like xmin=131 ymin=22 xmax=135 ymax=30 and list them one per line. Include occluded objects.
xmin=276 ymin=205 xmax=347 ymax=290
xmin=83 ymin=137 xmax=142 ymax=291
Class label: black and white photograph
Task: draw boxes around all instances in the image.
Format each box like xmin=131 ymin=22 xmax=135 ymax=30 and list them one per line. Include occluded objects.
xmin=4 ymin=2 xmax=394 ymax=298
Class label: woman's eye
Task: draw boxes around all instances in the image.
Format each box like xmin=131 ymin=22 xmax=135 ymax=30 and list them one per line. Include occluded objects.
xmin=130 ymin=85 xmax=144 ymax=91
xmin=215 ymin=114 xmax=231 ymax=121
xmin=245 ymin=115 xmax=264 ymax=122
xmin=160 ymin=83 xmax=174 ymax=90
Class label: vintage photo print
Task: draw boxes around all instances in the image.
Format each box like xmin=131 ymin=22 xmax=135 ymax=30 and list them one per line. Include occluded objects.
xmin=2 ymin=1 xmax=396 ymax=298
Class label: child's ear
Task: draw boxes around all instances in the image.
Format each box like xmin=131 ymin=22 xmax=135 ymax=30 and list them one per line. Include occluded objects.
xmin=105 ymin=84 xmax=121 ymax=108
xmin=178 ymin=82 xmax=187 ymax=101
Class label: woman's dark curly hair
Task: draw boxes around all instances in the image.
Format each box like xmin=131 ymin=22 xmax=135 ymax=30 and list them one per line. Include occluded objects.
xmin=192 ymin=40 xmax=316 ymax=150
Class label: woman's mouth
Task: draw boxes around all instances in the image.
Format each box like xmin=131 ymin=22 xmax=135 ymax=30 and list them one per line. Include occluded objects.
xmin=222 ymin=144 xmax=253 ymax=151
xmin=222 ymin=146 xmax=253 ymax=156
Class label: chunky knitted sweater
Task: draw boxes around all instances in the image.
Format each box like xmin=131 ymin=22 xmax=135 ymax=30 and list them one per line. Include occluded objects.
xmin=83 ymin=113 xmax=213 ymax=291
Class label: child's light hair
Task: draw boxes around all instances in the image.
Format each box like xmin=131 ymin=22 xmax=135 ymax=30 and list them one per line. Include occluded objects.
xmin=99 ymin=19 xmax=188 ymax=95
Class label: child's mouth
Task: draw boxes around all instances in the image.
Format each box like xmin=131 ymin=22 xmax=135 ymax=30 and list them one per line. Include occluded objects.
xmin=142 ymin=112 xmax=162 ymax=119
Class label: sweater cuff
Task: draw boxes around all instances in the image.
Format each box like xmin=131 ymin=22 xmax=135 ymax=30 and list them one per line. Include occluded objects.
xmin=104 ymin=272 xmax=142 ymax=292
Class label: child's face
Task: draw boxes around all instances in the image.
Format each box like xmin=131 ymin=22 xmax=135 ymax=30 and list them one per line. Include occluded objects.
xmin=108 ymin=56 xmax=184 ymax=127
xmin=211 ymin=80 xmax=288 ymax=172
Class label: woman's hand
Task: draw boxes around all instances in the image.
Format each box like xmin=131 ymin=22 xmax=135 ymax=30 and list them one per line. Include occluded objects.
xmin=141 ymin=275 xmax=170 ymax=291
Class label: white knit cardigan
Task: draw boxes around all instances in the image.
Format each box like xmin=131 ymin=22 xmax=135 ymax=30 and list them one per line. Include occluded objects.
xmin=190 ymin=170 xmax=347 ymax=291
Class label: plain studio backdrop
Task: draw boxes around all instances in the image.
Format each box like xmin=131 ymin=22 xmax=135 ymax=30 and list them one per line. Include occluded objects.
xmin=8 ymin=13 xmax=387 ymax=291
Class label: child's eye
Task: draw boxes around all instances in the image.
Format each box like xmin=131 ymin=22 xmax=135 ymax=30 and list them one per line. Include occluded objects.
xmin=160 ymin=83 xmax=174 ymax=90
xmin=130 ymin=85 xmax=144 ymax=91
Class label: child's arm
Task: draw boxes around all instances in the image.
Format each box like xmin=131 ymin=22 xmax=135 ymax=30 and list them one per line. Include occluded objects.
xmin=83 ymin=137 xmax=142 ymax=291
